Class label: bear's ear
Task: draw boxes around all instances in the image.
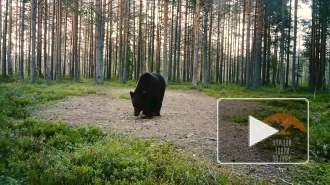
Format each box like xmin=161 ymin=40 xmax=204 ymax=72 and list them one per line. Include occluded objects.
xmin=130 ymin=91 xmax=134 ymax=97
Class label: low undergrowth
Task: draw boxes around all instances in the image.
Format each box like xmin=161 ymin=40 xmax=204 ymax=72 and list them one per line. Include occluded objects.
xmin=0 ymin=79 xmax=234 ymax=184
xmin=1 ymin=77 xmax=329 ymax=184
xmin=0 ymin=118 xmax=231 ymax=185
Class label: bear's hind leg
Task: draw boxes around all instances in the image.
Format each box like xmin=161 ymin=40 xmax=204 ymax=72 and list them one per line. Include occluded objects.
xmin=154 ymin=101 xmax=162 ymax=116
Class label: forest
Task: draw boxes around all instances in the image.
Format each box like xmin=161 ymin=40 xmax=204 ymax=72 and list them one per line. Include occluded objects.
xmin=1 ymin=0 xmax=330 ymax=184
xmin=0 ymin=0 xmax=329 ymax=92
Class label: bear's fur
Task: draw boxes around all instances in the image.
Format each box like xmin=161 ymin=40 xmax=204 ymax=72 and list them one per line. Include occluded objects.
xmin=130 ymin=72 xmax=166 ymax=119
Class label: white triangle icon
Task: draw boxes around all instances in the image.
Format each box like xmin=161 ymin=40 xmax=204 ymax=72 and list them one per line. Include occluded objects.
xmin=249 ymin=116 xmax=279 ymax=147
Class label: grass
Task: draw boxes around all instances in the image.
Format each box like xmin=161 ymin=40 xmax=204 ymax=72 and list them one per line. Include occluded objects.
xmin=110 ymin=93 xmax=130 ymax=100
xmin=0 ymin=119 xmax=232 ymax=185
xmin=1 ymin=76 xmax=330 ymax=184
xmin=0 ymin=78 xmax=238 ymax=185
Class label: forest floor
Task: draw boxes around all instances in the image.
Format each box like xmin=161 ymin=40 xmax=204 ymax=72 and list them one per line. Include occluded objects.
xmin=32 ymin=87 xmax=307 ymax=184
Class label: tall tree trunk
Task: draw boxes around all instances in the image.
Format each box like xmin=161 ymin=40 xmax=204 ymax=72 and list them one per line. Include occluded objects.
xmin=63 ymin=5 xmax=68 ymax=77
xmin=77 ymin=0 xmax=82 ymax=81
xmin=56 ymin=1 xmax=62 ymax=81
xmin=266 ymin=17 xmax=271 ymax=85
xmin=117 ymin=0 xmax=123 ymax=82
xmin=150 ymin=0 xmax=156 ymax=72
xmin=163 ymin=0 xmax=169 ymax=84
xmin=250 ymin=3 xmax=257 ymax=85
xmin=28 ymin=20 xmax=31 ymax=77
xmin=245 ymin=0 xmax=251 ymax=87
xmin=137 ymin=0 xmax=143 ymax=79
xmin=31 ymin=0 xmax=37 ymax=83
xmin=216 ymin=6 xmax=220 ymax=83
xmin=219 ymin=13 xmax=225 ymax=84
xmin=156 ymin=0 xmax=162 ymax=73
xmin=173 ymin=3 xmax=179 ymax=81
xmin=226 ymin=3 xmax=230 ymax=84
xmin=292 ymin=0 xmax=298 ymax=90
xmin=20 ymin=1 xmax=25 ymax=80
xmin=1 ymin=0 xmax=9 ymax=77
xmin=253 ymin=0 xmax=263 ymax=87
xmin=37 ymin=0 xmax=42 ymax=77
xmin=96 ymin=0 xmax=105 ymax=84
xmin=73 ymin=0 xmax=79 ymax=82
xmin=176 ymin=0 xmax=181 ymax=82
xmin=15 ymin=0 xmax=19 ymax=74
xmin=235 ymin=5 xmax=240 ymax=84
xmin=320 ymin=1 xmax=327 ymax=91
xmin=183 ymin=0 xmax=188 ymax=82
xmin=7 ymin=1 xmax=12 ymax=75
xmin=274 ymin=33 xmax=278 ymax=86
xmin=50 ymin=0 xmax=56 ymax=80
xmin=202 ymin=0 xmax=210 ymax=87
xmin=279 ymin=0 xmax=286 ymax=92
xmin=262 ymin=8 xmax=267 ymax=86
xmin=124 ymin=0 xmax=130 ymax=82
xmin=285 ymin=0 xmax=292 ymax=87
xmin=169 ymin=1 xmax=174 ymax=80
xmin=309 ymin=0 xmax=315 ymax=88
xmin=241 ymin=0 xmax=246 ymax=85
xmin=44 ymin=0 xmax=48 ymax=81
xmin=192 ymin=0 xmax=200 ymax=89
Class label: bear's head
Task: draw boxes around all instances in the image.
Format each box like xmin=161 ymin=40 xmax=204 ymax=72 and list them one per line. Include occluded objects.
xmin=130 ymin=91 xmax=146 ymax=116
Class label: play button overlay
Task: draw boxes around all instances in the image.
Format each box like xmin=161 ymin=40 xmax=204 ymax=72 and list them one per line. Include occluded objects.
xmin=249 ymin=116 xmax=279 ymax=147
xmin=217 ymin=98 xmax=309 ymax=165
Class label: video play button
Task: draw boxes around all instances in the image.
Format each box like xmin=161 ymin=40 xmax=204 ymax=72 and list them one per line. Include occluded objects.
xmin=249 ymin=116 xmax=279 ymax=147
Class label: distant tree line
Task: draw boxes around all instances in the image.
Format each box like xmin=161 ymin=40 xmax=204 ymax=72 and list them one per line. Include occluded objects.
xmin=0 ymin=0 xmax=329 ymax=93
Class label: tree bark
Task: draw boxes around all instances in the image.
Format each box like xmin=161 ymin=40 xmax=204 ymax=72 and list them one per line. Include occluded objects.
xmin=173 ymin=2 xmax=179 ymax=81
xmin=96 ymin=0 xmax=105 ymax=84
xmin=202 ymin=0 xmax=210 ymax=87
xmin=73 ymin=0 xmax=79 ymax=82
xmin=44 ymin=0 xmax=48 ymax=81
xmin=253 ymin=0 xmax=263 ymax=88
xmin=169 ymin=1 xmax=174 ymax=80
xmin=241 ymin=0 xmax=246 ymax=85
xmin=50 ymin=0 xmax=56 ymax=80
xmin=262 ymin=7 xmax=267 ymax=86
xmin=56 ymin=1 xmax=62 ymax=81
xmin=280 ymin=0 xmax=286 ymax=92
xmin=245 ymin=0 xmax=251 ymax=87
xmin=1 ymin=0 xmax=9 ymax=77
xmin=37 ymin=0 xmax=42 ymax=77
xmin=124 ymin=0 xmax=130 ymax=82
xmin=292 ymin=0 xmax=298 ymax=90
xmin=31 ymin=0 xmax=37 ymax=83
xmin=192 ymin=0 xmax=200 ymax=89
xmin=285 ymin=0 xmax=292 ymax=87
xmin=216 ymin=6 xmax=220 ymax=83
xmin=176 ymin=0 xmax=182 ymax=83
xmin=20 ymin=0 xmax=25 ymax=80
xmin=163 ymin=0 xmax=169 ymax=84
xmin=7 ymin=1 xmax=13 ymax=75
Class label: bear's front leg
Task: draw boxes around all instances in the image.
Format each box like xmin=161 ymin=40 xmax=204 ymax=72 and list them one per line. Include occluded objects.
xmin=141 ymin=105 xmax=153 ymax=119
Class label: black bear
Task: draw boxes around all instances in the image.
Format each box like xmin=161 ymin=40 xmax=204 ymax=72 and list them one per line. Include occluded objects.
xmin=130 ymin=72 xmax=166 ymax=119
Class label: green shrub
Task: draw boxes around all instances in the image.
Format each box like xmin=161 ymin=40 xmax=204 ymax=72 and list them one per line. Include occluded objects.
xmin=0 ymin=119 xmax=228 ymax=185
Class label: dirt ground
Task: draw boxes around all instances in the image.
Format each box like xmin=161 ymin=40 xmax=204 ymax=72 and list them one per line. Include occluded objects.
xmin=32 ymin=87 xmax=305 ymax=184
